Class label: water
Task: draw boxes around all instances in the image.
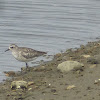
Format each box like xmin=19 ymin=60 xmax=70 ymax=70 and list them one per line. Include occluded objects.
xmin=0 ymin=0 xmax=100 ymax=81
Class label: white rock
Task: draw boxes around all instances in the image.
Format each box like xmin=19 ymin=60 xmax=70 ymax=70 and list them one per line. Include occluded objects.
xmin=57 ymin=61 xmax=84 ymax=73
xmin=82 ymin=55 xmax=91 ymax=58
xmin=11 ymin=81 xmax=27 ymax=89
xmin=66 ymin=85 xmax=76 ymax=90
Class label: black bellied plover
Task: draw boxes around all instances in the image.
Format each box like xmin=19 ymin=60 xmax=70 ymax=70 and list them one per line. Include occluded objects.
xmin=5 ymin=44 xmax=47 ymax=68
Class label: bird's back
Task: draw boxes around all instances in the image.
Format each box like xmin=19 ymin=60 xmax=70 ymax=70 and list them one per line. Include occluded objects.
xmin=18 ymin=47 xmax=47 ymax=59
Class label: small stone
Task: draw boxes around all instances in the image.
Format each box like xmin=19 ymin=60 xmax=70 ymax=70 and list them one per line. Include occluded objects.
xmin=82 ymin=55 xmax=91 ymax=58
xmin=4 ymin=71 xmax=16 ymax=77
xmin=89 ymin=64 xmax=96 ymax=68
xmin=28 ymin=88 xmax=32 ymax=91
xmin=87 ymin=55 xmax=100 ymax=64
xmin=28 ymin=82 xmax=34 ymax=86
xmin=40 ymin=66 xmax=46 ymax=70
xmin=55 ymin=53 xmax=61 ymax=58
xmin=33 ymin=66 xmax=46 ymax=71
xmin=94 ymin=79 xmax=100 ymax=84
xmin=66 ymin=85 xmax=76 ymax=90
xmin=53 ymin=93 xmax=58 ymax=95
xmin=51 ymin=89 xmax=56 ymax=93
xmin=87 ymin=58 xmax=99 ymax=64
xmin=11 ymin=92 xmax=17 ymax=96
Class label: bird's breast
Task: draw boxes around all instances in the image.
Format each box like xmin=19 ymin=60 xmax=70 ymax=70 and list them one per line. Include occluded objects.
xmin=12 ymin=51 xmax=33 ymax=62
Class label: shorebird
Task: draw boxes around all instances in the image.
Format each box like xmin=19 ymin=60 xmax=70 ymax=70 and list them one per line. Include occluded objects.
xmin=5 ymin=44 xmax=47 ymax=68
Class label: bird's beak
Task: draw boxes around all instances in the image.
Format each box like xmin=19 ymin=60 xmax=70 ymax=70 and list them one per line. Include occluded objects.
xmin=5 ymin=49 xmax=10 ymax=52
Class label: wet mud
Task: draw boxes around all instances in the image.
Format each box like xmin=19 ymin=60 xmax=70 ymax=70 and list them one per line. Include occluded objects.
xmin=1 ymin=41 xmax=100 ymax=100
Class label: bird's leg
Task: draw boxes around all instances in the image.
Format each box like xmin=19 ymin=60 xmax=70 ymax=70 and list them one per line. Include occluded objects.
xmin=25 ymin=63 xmax=30 ymax=71
xmin=21 ymin=63 xmax=29 ymax=72
xmin=26 ymin=63 xmax=28 ymax=68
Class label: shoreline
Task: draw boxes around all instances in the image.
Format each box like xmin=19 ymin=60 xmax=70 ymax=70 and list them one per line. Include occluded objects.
xmin=1 ymin=40 xmax=100 ymax=100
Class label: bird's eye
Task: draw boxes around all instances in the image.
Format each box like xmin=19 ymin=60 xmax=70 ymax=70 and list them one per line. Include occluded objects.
xmin=10 ymin=46 xmax=13 ymax=49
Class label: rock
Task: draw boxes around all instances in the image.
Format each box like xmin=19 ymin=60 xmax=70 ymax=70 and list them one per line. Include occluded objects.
xmin=4 ymin=71 xmax=16 ymax=77
xmin=57 ymin=61 xmax=84 ymax=73
xmin=87 ymin=55 xmax=100 ymax=64
xmin=28 ymin=82 xmax=34 ymax=86
xmin=89 ymin=64 xmax=96 ymax=68
xmin=55 ymin=53 xmax=62 ymax=58
xmin=82 ymin=55 xmax=91 ymax=58
xmin=87 ymin=58 xmax=99 ymax=64
xmin=11 ymin=81 xmax=27 ymax=90
xmin=33 ymin=66 xmax=46 ymax=71
xmin=94 ymin=79 xmax=100 ymax=84
xmin=28 ymin=88 xmax=32 ymax=91
xmin=66 ymin=85 xmax=76 ymax=90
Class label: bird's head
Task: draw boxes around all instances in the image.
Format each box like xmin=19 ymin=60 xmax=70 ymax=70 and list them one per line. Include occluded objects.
xmin=5 ymin=44 xmax=18 ymax=52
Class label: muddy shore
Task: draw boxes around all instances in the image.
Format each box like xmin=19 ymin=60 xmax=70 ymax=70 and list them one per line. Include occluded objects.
xmin=1 ymin=40 xmax=100 ymax=100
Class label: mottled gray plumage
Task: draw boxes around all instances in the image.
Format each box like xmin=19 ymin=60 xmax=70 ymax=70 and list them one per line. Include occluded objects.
xmin=17 ymin=47 xmax=46 ymax=59
xmin=5 ymin=44 xmax=47 ymax=67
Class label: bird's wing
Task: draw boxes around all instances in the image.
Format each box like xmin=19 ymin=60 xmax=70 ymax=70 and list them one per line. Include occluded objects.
xmin=20 ymin=47 xmax=46 ymax=59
